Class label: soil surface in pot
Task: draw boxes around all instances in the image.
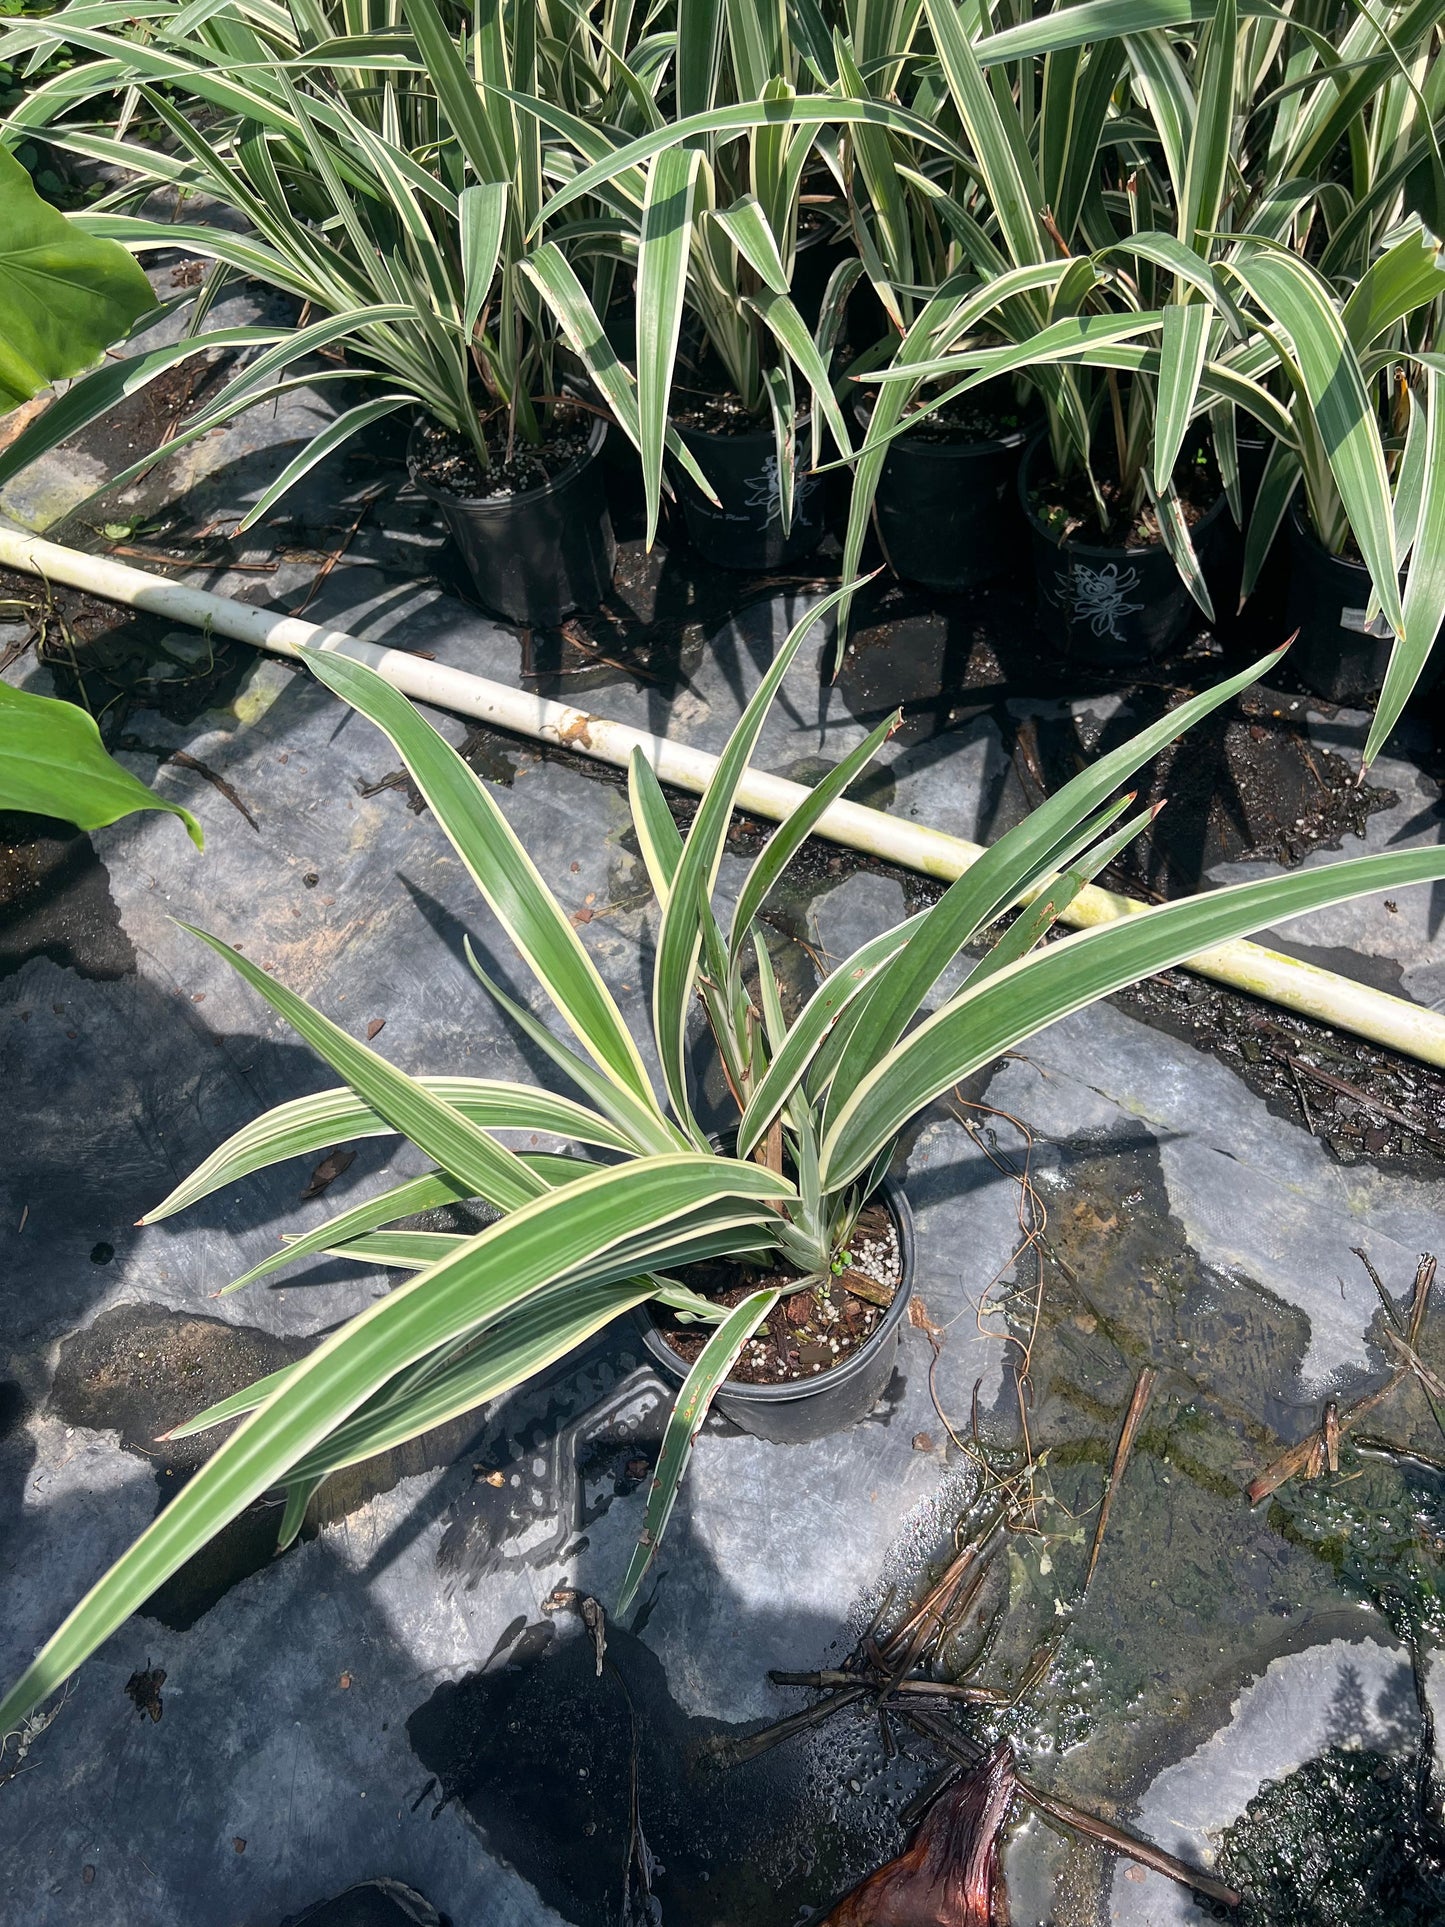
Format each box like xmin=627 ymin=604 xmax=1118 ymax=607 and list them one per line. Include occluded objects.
xmin=882 ymin=387 xmax=1028 ymax=447
xmin=669 ymin=386 xmax=771 ymax=437
xmin=655 ymin=1199 xmax=901 ymax=1383
xmin=1031 ymin=449 xmax=1219 ymax=548
xmin=411 ymin=408 xmax=593 ymax=501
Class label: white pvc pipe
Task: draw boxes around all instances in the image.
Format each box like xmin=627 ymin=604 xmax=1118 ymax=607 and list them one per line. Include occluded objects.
xmin=5 ymin=522 xmax=1445 ymax=1069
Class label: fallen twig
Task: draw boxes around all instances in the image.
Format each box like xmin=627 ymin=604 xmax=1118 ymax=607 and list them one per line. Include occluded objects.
xmin=1084 ymin=1366 xmax=1156 ymax=1592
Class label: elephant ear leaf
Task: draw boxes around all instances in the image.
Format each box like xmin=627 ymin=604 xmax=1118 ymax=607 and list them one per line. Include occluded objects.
xmin=0 ymin=683 xmax=203 ymax=847
xmin=0 ymin=146 xmax=158 ymax=409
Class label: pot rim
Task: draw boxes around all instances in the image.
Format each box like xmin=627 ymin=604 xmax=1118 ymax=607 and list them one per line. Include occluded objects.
xmin=407 ymin=411 xmax=607 ymax=514
xmin=852 ymin=390 xmax=1032 ymax=457
xmin=634 ymin=1169 xmax=915 ymax=1406
xmin=672 ymin=409 xmax=805 ymax=448
xmin=1285 ymin=496 xmax=1373 ymax=578
xmin=1018 ymin=428 xmax=1228 ymax=560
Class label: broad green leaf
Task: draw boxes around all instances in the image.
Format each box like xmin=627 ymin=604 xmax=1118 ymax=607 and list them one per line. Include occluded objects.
xmin=301 ymin=647 xmax=664 ymax=1119
xmin=822 ymin=843 xmax=1445 ymax=1188
xmin=0 ymin=144 xmax=156 ymax=408
xmin=615 ymin=1285 xmax=779 ymax=1618
xmin=0 ymin=684 xmax=202 ymax=848
xmin=0 ymin=1154 xmax=795 ymax=1732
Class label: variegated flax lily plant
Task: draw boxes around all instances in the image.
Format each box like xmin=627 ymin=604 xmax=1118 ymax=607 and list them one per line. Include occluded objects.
xmin=6 ymin=591 xmax=1445 ymax=1732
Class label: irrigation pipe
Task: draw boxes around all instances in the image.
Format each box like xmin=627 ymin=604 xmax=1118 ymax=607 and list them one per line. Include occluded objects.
xmin=4 ymin=523 xmax=1445 ymax=1071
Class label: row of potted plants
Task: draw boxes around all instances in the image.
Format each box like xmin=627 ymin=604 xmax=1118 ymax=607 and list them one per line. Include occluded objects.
xmin=0 ymin=0 xmax=1441 ymax=751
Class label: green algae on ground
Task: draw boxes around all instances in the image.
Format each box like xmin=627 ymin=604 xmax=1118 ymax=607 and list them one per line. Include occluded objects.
xmin=1217 ymin=1745 xmax=1445 ymax=1926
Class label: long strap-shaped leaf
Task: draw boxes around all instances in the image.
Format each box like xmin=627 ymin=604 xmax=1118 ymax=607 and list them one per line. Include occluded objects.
xmin=1224 ymin=244 xmax=1403 ymax=637
xmin=821 ymin=842 xmax=1445 ymax=1188
xmin=181 ymin=923 xmax=548 ymax=1211
xmin=822 ymin=649 xmax=1284 ymax=1125
xmin=636 ymin=145 xmax=702 ymax=548
xmin=217 ymin=1170 xmax=475 ymax=1293
xmin=615 ymin=1285 xmax=779 ymax=1618
xmin=301 ymin=647 xmax=663 ymax=1119
xmin=142 ymin=1078 xmax=633 ymax=1221
xmin=1368 ymin=362 xmax=1445 ymax=766
xmin=651 ymin=581 xmax=857 ymax=1137
xmin=727 ymin=709 xmax=898 ymax=961
xmin=236 ymin=396 xmax=414 ymax=532
xmin=735 ymin=914 xmax=927 ymax=1159
xmin=0 ymin=1154 xmax=794 ymax=1732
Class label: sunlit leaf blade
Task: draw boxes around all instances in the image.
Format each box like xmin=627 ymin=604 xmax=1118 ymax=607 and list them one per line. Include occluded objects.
xmin=289 ymin=1277 xmax=660 ymax=1481
xmin=627 ymin=747 xmax=685 ymax=904
xmin=636 ymin=146 xmax=702 ymax=547
xmin=459 ymin=181 xmax=507 ymax=340
xmin=823 ymin=650 xmax=1284 ymax=1117
xmin=181 ymin=922 xmax=548 ymax=1212
xmin=1153 ymin=303 xmax=1210 ymax=487
xmin=727 ymin=709 xmax=898 ymax=960
xmin=1367 ymin=364 xmax=1445 ymax=766
xmin=0 ymin=1155 xmax=794 ymax=1732
xmin=301 ymin=647 xmax=662 ymax=1117
xmin=615 ymin=1286 xmax=779 ymax=1618
xmin=141 ymin=1080 xmax=632 ymax=1223
xmin=1225 ymin=246 xmax=1403 ymax=636
xmin=0 ymin=683 xmax=202 ymax=847
xmin=822 ymin=843 xmax=1445 ymax=1188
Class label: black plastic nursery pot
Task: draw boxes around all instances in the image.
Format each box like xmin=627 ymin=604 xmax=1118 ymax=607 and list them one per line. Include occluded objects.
xmin=670 ymin=418 xmax=828 ymax=571
xmin=408 ymin=416 xmax=616 ymax=627
xmin=635 ymin=1173 xmax=915 ymax=1446
xmin=862 ymin=402 xmax=1030 ymax=594
xmin=1019 ymin=433 xmax=1231 ymax=662
xmin=1284 ymin=504 xmax=1444 ymax=705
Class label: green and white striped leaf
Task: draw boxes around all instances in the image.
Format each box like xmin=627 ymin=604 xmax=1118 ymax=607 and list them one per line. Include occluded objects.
xmin=0 ymin=1155 xmax=794 ymax=1733
xmin=822 ymin=843 xmax=1445 ymax=1188
xmin=615 ymin=1285 xmax=779 ymax=1617
xmin=1367 ymin=364 xmax=1445 ymax=766
xmin=142 ymin=1080 xmax=632 ymax=1223
xmin=1225 ymin=245 xmax=1403 ymax=637
xmin=459 ymin=181 xmax=508 ymax=341
xmin=301 ymin=647 xmax=663 ymax=1118
xmin=636 ymin=145 xmax=703 ymax=547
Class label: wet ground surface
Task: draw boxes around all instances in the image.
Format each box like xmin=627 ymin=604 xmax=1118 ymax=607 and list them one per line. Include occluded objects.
xmin=2 ymin=266 xmax=1445 ymax=1925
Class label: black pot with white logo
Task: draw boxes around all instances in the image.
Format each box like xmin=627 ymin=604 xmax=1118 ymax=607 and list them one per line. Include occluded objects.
xmin=670 ymin=418 xmax=826 ymax=571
